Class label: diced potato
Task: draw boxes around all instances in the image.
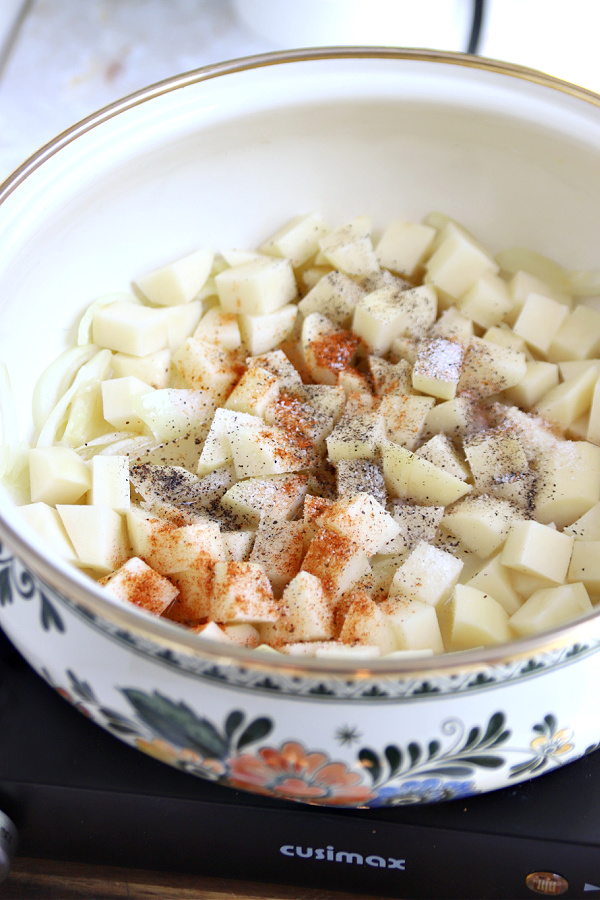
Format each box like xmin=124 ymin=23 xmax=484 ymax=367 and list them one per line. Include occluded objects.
xmin=463 ymin=428 xmax=529 ymax=494
xmin=210 ymin=561 xmax=279 ymax=624
xmin=239 ymin=304 xmax=297 ymax=356
xmin=101 ymin=556 xmax=178 ymax=615
xmin=298 ymin=271 xmax=364 ymax=327
xmin=88 ymin=454 xmax=130 ymax=510
xmin=506 ymin=270 xmax=572 ymax=326
xmin=567 ymin=541 xmax=600 ymax=595
xmin=339 ymin=592 xmax=396 ymax=654
xmin=172 ymin=337 xmax=242 ymax=403
xmin=424 ymin=222 xmax=499 ymax=298
xmin=379 ymin=596 xmax=444 ymax=653
xmin=465 ymin=552 xmax=522 ymax=616
xmin=388 ymin=540 xmax=463 ymax=608
xmin=353 ymin=285 xmax=437 ymax=354
xmin=375 ymin=220 xmax=436 ymax=278
xmin=265 ymin=389 xmax=334 ymax=452
xmin=19 ymin=502 xmax=77 ymax=563
xmin=483 ymin=324 xmax=529 ymax=354
xmin=440 ymin=584 xmax=511 ymax=650
xmin=513 ymin=293 xmax=570 ymax=356
xmin=57 ymin=504 xmax=130 ymax=574
xmin=29 ymin=445 xmax=91 ymax=505
xmin=262 ymin=571 xmax=335 ymax=644
xmin=259 ymin=212 xmax=329 ymax=267
xmin=547 ymin=304 xmax=600 ymax=362
xmin=441 ymin=496 xmax=524 ymax=558
xmin=315 ymin=492 xmax=400 ymax=556
xmin=301 ymin=527 xmax=370 ymax=599
xmin=134 ymin=388 xmax=215 ymax=441
xmin=224 ymin=366 xmax=279 ymax=417
xmin=368 ymin=356 xmax=413 ymax=397
xmin=215 ymin=257 xmax=297 ymax=315
xmin=379 ymin=395 xmax=435 ymax=449
xmin=458 ymin=338 xmax=527 ymax=397
xmin=318 ymin=218 xmax=380 ymax=277
xmin=101 ymin=376 xmax=154 ymax=433
xmin=302 ymin=384 xmax=346 ymax=423
xmin=504 ymin=360 xmax=559 ymax=409
xmin=247 ymin=349 xmax=304 ymax=392
xmin=221 ymin=474 xmax=308 ymax=525
xmin=458 ymin=271 xmax=513 ymax=329
xmin=193 ymin=306 xmax=242 ymax=351
xmin=167 ymin=558 xmax=217 ymax=622
xmin=585 ymin=377 xmax=600 ymax=446
xmin=134 ymin=248 xmax=214 ymax=306
xmin=193 ymin=621 xmax=261 ymax=649
xmin=501 ymin=520 xmax=574 ymax=584
xmin=93 ymin=300 xmax=169 ymax=357
xmin=534 ymin=441 xmax=600 ymax=527
xmin=412 ymin=337 xmax=464 ymax=400
xmin=111 ymin=348 xmax=171 ymax=390
xmin=165 ymin=300 xmax=204 ymax=352
xmin=228 ymin=422 xmax=316 ymax=478
xmin=249 ymin=519 xmax=304 ymax=594
xmin=509 ymin=582 xmax=592 ymax=636
xmin=422 ymin=397 xmax=488 ymax=441
xmin=335 ymin=458 xmax=387 ymax=506
xmin=535 ymin=366 xmax=597 ymax=429
xmin=301 ymin=312 xmax=360 ymax=385
xmin=126 ymin=507 xmax=227 ymax=575
xmin=223 ymin=530 xmax=256 ymax=562
xmin=382 ymin=503 xmax=444 ymax=554
xmin=416 ymin=433 xmax=470 ymax=480
xmin=382 ymin=442 xmax=471 ymax=506
xmin=326 ymin=409 xmax=386 ymax=462
xmin=430 ymin=306 xmax=474 ymax=341
xmin=563 ymin=502 xmax=600 ymax=540
xmin=197 ymin=408 xmax=263 ymax=475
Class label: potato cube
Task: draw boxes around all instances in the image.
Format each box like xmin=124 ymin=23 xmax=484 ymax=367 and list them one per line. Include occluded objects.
xmin=247 ymin=349 xmax=304 ymax=392
xmin=458 ymin=271 xmax=512 ymax=329
xmin=111 ymin=348 xmax=171 ymax=390
xmin=336 ymin=458 xmax=387 ymax=506
xmin=126 ymin=508 xmax=227 ymax=575
xmin=338 ymin=592 xmax=396 ymax=654
xmin=318 ymin=219 xmax=380 ymax=277
xmin=92 ymin=301 xmax=169 ymax=357
xmin=353 ymin=285 xmax=437 ymax=354
xmin=301 ymin=312 xmax=360 ymax=385
xmin=265 ymin=389 xmax=334 ymax=451
xmin=424 ymin=222 xmax=499 ymax=297
xmin=441 ymin=496 xmax=524 ymax=558
xmin=228 ymin=422 xmax=317 ymax=478
xmin=193 ymin=621 xmax=261 ymax=649
xmin=431 ymin=307 xmax=475 ymax=341
xmin=440 ymin=584 xmax=511 ymax=650
xmin=382 ymin=503 xmax=444 ymax=554
xmin=165 ymin=300 xmax=204 ymax=352
xmin=57 ymin=505 xmax=130 ymax=574
xmin=388 ymin=540 xmax=463 ymax=607
xmin=412 ymin=337 xmax=465 ymax=400
xmin=302 ymin=384 xmax=346 ymax=424
xmin=534 ymin=441 xmax=600 ymax=527
xmin=379 ymin=596 xmax=444 ymax=653
xmin=547 ymin=304 xmax=600 ymax=362
xmin=221 ymin=473 xmax=308 ymax=525
xmin=501 ymin=520 xmax=574 ymax=584
xmin=422 ymin=397 xmax=488 ymax=441
xmin=101 ymin=376 xmax=154 ymax=433
xmin=483 ymin=325 xmax=529 ymax=354
xmin=134 ymin=388 xmax=216 ymax=441
xmin=301 ymin=527 xmax=370 ymax=599
xmin=326 ymin=409 xmax=386 ymax=462
xmin=375 ymin=220 xmax=436 ymax=277
xmin=101 ymin=556 xmax=178 ymax=616
xmin=172 ymin=337 xmax=242 ymax=402
xmin=193 ymin=306 xmax=242 ymax=350
xmin=239 ymin=304 xmax=297 ymax=356
xmin=567 ymin=541 xmax=600 ymax=595
xmin=509 ymin=582 xmax=592 ymax=636
xmin=210 ymin=561 xmax=279 ymax=624
xmin=458 ymin=338 xmax=527 ymax=397
xmin=513 ymin=293 xmax=570 ymax=356
xmin=535 ymin=366 xmax=597 ymax=429
xmin=416 ymin=433 xmax=470 ymax=481
xmin=382 ymin=442 xmax=471 ymax=506
xmin=298 ymin=271 xmax=364 ymax=327
xmin=29 ymin=445 xmax=91 ymax=505
xmin=368 ymin=356 xmax=413 ymax=397
xmin=504 ymin=360 xmax=559 ymax=409
xmin=465 ymin=552 xmax=522 ymax=616
xmin=197 ymin=408 xmax=263 ymax=475
xmin=262 ymin=571 xmax=334 ymax=644
xmin=463 ymin=428 xmax=528 ymax=494
xmin=315 ymin=492 xmax=400 ymax=556
xmin=249 ymin=520 xmax=305 ymax=594
xmin=215 ymin=257 xmax=297 ymax=315
xmin=223 ymin=531 xmax=256 ymax=562
xmin=134 ymin=248 xmax=214 ymax=306
xmin=88 ymin=454 xmax=130 ymax=510
xmin=564 ymin=502 xmax=600 ymax=540
xmin=224 ymin=366 xmax=279 ymax=417
xmin=260 ymin=212 xmax=329 ymax=267
xmin=585 ymin=378 xmax=600 ymax=446
xmin=167 ymin=558 xmax=217 ymax=623
xmin=507 ymin=270 xmax=572 ymax=326
xmin=19 ymin=502 xmax=77 ymax=563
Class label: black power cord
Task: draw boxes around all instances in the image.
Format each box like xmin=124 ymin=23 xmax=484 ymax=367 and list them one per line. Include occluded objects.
xmin=467 ymin=0 xmax=486 ymax=54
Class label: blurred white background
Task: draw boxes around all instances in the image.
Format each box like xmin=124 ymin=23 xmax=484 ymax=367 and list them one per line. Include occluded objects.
xmin=1 ymin=0 xmax=599 ymax=181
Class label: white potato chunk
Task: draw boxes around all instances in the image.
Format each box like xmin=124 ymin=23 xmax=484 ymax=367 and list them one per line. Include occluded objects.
xmin=318 ymin=217 xmax=380 ymax=277
xmin=88 ymin=454 xmax=130 ymax=510
xmin=382 ymin=503 xmax=444 ymax=554
xmin=353 ymin=285 xmax=437 ymax=354
xmin=424 ymin=222 xmax=499 ymax=298
xmin=335 ymin=458 xmax=387 ymax=506
xmin=567 ymin=541 xmax=600 ymax=595
xmin=101 ymin=556 xmax=178 ymax=615
xmin=19 ymin=502 xmax=77 ymax=562
xmin=221 ymin=474 xmax=308 ymax=525
xmin=260 ymin=212 xmax=329 ymax=267
xmin=210 ymin=561 xmax=279 ymax=624
xmin=458 ymin=338 xmax=527 ymax=397
xmin=504 ymin=360 xmax=559 ymax=409
xmin=172 ymin=337 xmax=241 ymax=403
xmin=375 ymin=220 xmax=436 ymax=277
xmin=388 ymin=540 xmax=463 ymax=607
xmin=29 ymin=445 xmax=91 ymax=505
xmin=57 ymin=505 xmax=130 ymax=574
xmin=564 ymin=502 xmax=600 ymax=540
xmin=224 ymin=366 xmax=279 ymax=417
xmin=126 ymin=507 xmax=226 ymax=575
xmin=513 ymin=293 xmax=570 ymax=356
xmin=101 ymin=376 xmax=155 ymax=433
xmin=431 ymin=306 xmax=474 ymax=341
xmin=134 ymin=388 xmax=215 ymax=441
xmin=301 ymin=312 xmax=359 ymax=385
xmin=301 ymin=527 xmax=370 ymax=599
xmin=339 ymin=592 xmax=396 ymax=654
xmin=509 ymin=582 xmax=592 ymax=636
xmin=197 ymin=408 xmax=263 ymax=475
xmin=368 ymin=356 xmax=413 ymax=397
xmin=535 ymin=367 xmax=597 ymax=429
xmin=379 ymin=395 xmax=435 ymax=450
xmin=534 ymin=441 xmax=600 ymax=527
xmin=463 ymin=428 xmax=528 ymax=494
xmin=458 ymin=271 xmax=512 ymax=329
xmin=416 ymin=433 xmax=470 ymax=480
xmin=262 ymin=571 xmax=335 ymax=644
xmin=92 ymin=300 xmax=169 ymax=357
xmin=547 ymin=304 xmax=600 ymax=362
xmin=379 ymin=596 xmax=444 ymax=653
xmin=412 ymin=337 xmax=464 ymax=400
xmin=249 ymin=519 xmax=304 ymax=594
xmin=501 ymin=520 xmax=574 ymax=584
xmin=239 ymin=303 xmax=297 ymax=356
xmin=382 ymin=442 xmax=471 ymax=506
xmin=193 ymin=306 xmax=242 ymax=351
xmin=298 ymin=271 xmax=364 ymax=327
xmin=440 ymin=584 xmax=511 ymax=650
xmin=165 ymin=300 xmax=204 ymax=351
xmin=326 ymin=409 xmax=385 ymax=462
xmin=315 ymin=492 xmax=400 ymax=556
xmin=111 ymin=348 xmax=171 ymax=390
xmin=228 ymin=422 xmax=316 ymax=478
xmin=215 ymin=257 xmax=297 ymax=315
xmin=465 ymin=553 xmax=522 ymax=616
xmin=441 ymin=496 xmax=524 ymax=558
xmin=134 ymin=248 xmax=214 ymax=306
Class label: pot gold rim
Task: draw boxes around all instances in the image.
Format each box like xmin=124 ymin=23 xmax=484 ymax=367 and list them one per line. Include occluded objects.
xmin=1 ymin=46 xmax=599 ymax=680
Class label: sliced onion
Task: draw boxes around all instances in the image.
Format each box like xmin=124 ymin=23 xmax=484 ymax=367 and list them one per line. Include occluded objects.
xmin=36 ymin=349 xmax=112 ymax=448
xmin=32 ymin=344 xmax=98 ymax=433
xmin=565 ymin=268 xmax=600 ymax=298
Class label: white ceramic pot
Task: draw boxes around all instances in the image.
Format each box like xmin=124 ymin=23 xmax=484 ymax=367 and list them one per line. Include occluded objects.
xmin=1 ymin=49 xmax=600 ymax=808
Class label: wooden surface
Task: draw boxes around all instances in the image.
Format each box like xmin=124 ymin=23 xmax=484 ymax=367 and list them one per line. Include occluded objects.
xmin=0 ymin=858 xmax=385 ymax=900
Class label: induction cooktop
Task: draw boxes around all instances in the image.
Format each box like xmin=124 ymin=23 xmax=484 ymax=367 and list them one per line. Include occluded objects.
xmin=1 ymin=626 xmax=599 ymax=899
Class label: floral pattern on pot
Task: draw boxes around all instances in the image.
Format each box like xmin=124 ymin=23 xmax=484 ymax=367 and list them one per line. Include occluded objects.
xmin=40 ymin=669 xmax=590 ymax=807
xmin=3 ymin=543 xmax=600 ymax=702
